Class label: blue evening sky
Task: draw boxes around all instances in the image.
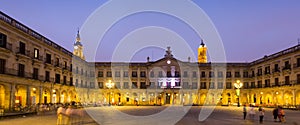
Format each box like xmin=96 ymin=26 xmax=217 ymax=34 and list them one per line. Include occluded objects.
xmin=1 ymin=0 xmax=300 ymax=62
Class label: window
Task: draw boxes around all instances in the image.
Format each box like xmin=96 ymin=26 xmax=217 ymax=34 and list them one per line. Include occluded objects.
xmin=106 ymin=71 xmax=112 ymax=77
xmin=209 ymin=82 xmax=215 ymax=89
xmin=209 ymin=71 xmax=214 ymax=78
xmin=132 ymin=82 xmax=138 ymax=89
xmin=201 ymin=71 xmax=206 ymax=78
xmin=149 ymin=82 xmax=155 ymax=89
xmin=64 ymin=61 xmax=67 ymax=69
xmin=19 ymin=42 xmax=25 ymax=54
xmin=217 ymin=82 xmax=223 ymax=89
xmin=226 ymin=71 xmax=231 ymax=78
xmin=226 ymin=82 xmax=232 ymax=89
xmin=75 ymin=79 xmax=78 ymax=87
xmin=217 ymin=71 xmax=223 ymax=78
xmin=192 ymin=71 xmax=197 ymax=78
xmin=200 ymin=82 xmax=207 ymax=89
xmin=18 ymin=64 xmax=25 ymax=77
xmin=90 ymin=82 xmax=94 ymax=88
xmin=234 ymin=71 xmax=240 ymax=77
xmin=244 ymin=82 xmax=249 ymax=89
xmin=285 ymin=76 xmax=290 ymax=85
xmin=243 ymin=71 xmax=248 ymax=78
xmin=55 ymin=58 xmax=59 ymax=67
xmin=275 ymin=78 xmax=279 ymax=86
xmin=34 ymin=48 xmax=39 ymax=59
xmin=115 ymin=71 xmax=120 ymax=77
xmin=257 ymin=81 xmax=262 ymax=88
xmin=274 ymin=64 xmax=280 ymax=72
xmin=257 ymin=68 xmax=262 ymax=76
xmin=124 ymin=82 xmax=129 ymax=89
xmin=55 ymin=74 xmax=60 ymax=83
xmin=115 ymin=82 xmax=120 ymax=89
xmin=192 ymin=82 xmax=198 ymax=89
xmin=0 ymin=33 xmax=7 ymax=48
xmin=167 ymin=71 xmax=171 ymax=77
xmin=183 ymin=71 xmax=188 ymax=77
xmin=264 ymin=66 xmax=270 ymax=74
xmin=265 ymin=79 xmax=270 ymax=87
xmin=63 ymin=76 xmax=67 ymax=84
xmin=98 ymin=71 xmax=103 ymax=77
xmin=46 ymin=53 xmax=51 ymax=64
xmin=81 ymin=69 xmax=83 ymax=75
xmin=0 ymin=59 xmax=5 ymax=74
xmin=131 ymin=71 xmax=137 ymax=77
xmin=297 ymin=58 xmax=300 ymax=67
xmin=123 ymin=71 xmax=128 ymax=77
xmin=183 ymin=82 xmax=189 ymax=89
xmin=70 ymin=77 xmax=73 ymax=86
xmin=45 ymin=71 xmax=50 ymax=82
xmin=158 ymin=71 xmax=163 ymax=77
xmin=140 ymin=82 xmax=146 ymax=89
xmin=150 ymin=71 xmax=154 ymax=77
xmin=250 ymin=82 xmax=255 ymax=88
xmin=33 ymin=68 xmax=39 ymax=80
xmin=140 ymin=71 xmax=146 ymax=77
xmin=98 ymin=82 xmax=103 ymax=89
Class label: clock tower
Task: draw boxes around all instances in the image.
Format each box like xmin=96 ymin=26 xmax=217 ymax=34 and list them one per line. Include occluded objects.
xmin=198 ymin=39 xmax=207 ymax=63
xmin=73 ymin=30 xmax=85 ymax=60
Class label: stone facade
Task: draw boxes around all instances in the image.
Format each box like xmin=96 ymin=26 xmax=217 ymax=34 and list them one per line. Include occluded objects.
xmin=0 ymin=11 xmax=300 ymax=111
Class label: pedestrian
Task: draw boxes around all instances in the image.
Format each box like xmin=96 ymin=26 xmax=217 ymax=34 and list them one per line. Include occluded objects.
xmin=248 ymin=106 xmax=255 ymax=120
xmin=258 ymin=107 xmax=265 ymax=124
xmin=279 ymin=107 xmax=286 ymax=123
xmin=273 ymin=107 xmax=278 ymax=122
xmin=243 ymin=104 xmax=247 ymax=120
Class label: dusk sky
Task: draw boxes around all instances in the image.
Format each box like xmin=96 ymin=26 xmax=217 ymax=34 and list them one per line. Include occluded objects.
xmin=1 ymin=0 xmax=300 ymax=62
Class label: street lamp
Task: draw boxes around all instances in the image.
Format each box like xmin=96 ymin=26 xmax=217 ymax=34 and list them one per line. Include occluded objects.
xmin=106 ymin=80 xmax=114 ymax=105
xmin=234 ymin=80 xmax=243 ymax=107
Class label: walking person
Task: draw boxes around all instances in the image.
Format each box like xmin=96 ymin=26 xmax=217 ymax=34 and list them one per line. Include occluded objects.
xmin=273 ymin=107 xmax=278 ymax=122
xmin=258 ymin=107 xmax=265 ymax=124
xmin=279 ymin=107 xmax=286 ymax=123
xmin=243 ymin=104 xmax=247 ymax=120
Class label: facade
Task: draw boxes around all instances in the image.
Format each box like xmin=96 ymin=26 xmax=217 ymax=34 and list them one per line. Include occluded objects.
xmin=0 ymin=11 xmax=300 ymax=110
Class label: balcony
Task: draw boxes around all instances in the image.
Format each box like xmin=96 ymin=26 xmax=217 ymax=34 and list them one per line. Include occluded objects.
xmin=16 ymin=49 xmax=31 ymax=59
xmin=282 ymin=64 xmax=291 ymax=71
xmin=0 ymin=42 xmax=12 ymax=52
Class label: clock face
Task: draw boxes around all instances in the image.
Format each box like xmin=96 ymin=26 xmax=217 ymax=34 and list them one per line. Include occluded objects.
xmin=167 ymin=60 xmax=171 ymax=64
xmin=74 ymin=46 xmax=78 ymax=49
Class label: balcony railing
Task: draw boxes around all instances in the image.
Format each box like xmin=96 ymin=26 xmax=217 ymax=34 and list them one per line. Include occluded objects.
xmin=282 ymin=65 xmax=291 ymax=70
xmin=0 ymin=42 xmax=12 ymax=51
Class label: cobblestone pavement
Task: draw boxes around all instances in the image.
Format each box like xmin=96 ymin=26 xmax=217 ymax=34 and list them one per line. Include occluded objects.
xmin=0 ymin=106 xmax=299 ymax=125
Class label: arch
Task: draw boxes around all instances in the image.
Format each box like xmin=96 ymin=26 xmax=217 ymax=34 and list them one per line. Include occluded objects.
xmin=283 ymin=91 xmax=293 ymax=106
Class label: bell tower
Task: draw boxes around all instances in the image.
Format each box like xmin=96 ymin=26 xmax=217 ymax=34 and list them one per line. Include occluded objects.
xmin=198 ymin=39 xmax=207 ymax=63
xmin=73 ymin=30 xmax=85 ymax=60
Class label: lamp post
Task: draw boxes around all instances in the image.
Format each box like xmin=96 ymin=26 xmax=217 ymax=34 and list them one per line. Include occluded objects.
xmin=234 ymin=80 xmax=243 ymax=107
xmin=106 ymin=80 xmax=114 ymax=105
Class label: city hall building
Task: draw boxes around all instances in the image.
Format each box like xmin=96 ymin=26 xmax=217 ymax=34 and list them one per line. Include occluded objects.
xmin=0 ymin=11 xmax=300 ymax=110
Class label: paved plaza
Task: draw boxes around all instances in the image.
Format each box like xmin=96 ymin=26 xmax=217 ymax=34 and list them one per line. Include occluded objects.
xmin=0 ymin=106 xmax=299 ymax=125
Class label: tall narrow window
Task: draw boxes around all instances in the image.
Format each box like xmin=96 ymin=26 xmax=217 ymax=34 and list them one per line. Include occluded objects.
xmin=46 ymin=53 xmax=51 ymax=64
xmin=0 ymin=33 xmax=7 ymax=48
xmin=18 ymin=64 xmax=25 ymax=77
xmin=34 ymin=48 xmax=39 ymax=59
xmin=55 ymin=74 xmax=60 ymax=83
xmin=0 ymin=59 xmax=5 ymax=74
xmin=19 ymin=42 xmax=26 ymax=54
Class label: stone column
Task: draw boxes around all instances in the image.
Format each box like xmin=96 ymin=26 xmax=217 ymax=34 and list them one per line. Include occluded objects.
xmin=39 ymin=86 xmax=43 ymax=104
xmin=26 ymin=85 xmax=30 ymax=106
xmin=9 ymin=84 xmax=16 ymax=111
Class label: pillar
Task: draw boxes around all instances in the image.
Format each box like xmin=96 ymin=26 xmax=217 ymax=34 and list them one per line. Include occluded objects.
xmin=39 ymin=86 xmax=43 ymax=104
xmin=26 ymin=85 xmax=30 ymax=106
xmin=9 ymin=84 xmax=16 ymax=111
